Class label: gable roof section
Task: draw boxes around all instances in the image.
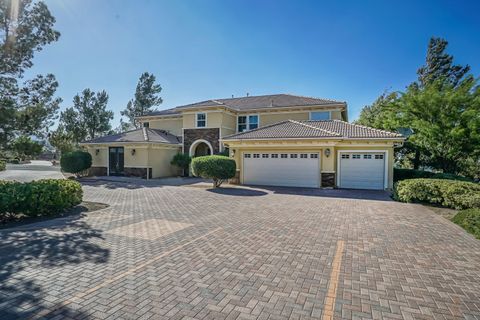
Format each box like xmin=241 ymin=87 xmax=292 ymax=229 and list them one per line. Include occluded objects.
xmin=142 ymin=94 xmax=346 ymax=117
xmin=222 ymin=120 xmax=404 ymax=140
xmin=81 ymin=128 xmax=182 ymax=144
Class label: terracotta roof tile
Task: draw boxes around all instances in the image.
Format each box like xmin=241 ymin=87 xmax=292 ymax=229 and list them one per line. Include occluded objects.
xmin=223 ymin=120 xmax=404 ymax=140
xmin=82 ymin=128 xmax=181 ymax=144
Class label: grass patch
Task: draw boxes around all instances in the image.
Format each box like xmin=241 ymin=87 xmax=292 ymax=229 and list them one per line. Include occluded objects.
xmin=451 ymin=208 xmax=480 ymax=239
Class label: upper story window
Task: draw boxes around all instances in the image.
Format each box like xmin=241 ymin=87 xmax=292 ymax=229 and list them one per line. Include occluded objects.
xmin=310 ymin=111 xmax=331 ymax=121
xmin=196 ymin=113 xmax=206 ymax=128
xmin=143 ymin=122 xmax=149 ymax=128
xmin=238 ymin=115 xmax=259 ymax=132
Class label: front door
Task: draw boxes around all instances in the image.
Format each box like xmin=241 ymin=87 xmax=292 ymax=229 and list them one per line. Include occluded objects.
xmin=109 ymin=147 xmax=124 ymax=176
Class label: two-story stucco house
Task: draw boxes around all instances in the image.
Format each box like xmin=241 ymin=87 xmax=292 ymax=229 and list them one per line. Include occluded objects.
xmin=81 ymin=94 xmax=404 ymax=190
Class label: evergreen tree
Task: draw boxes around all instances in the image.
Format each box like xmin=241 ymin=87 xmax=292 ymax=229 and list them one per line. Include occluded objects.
xmin=59 ymin=89 xmax=114 ymax=142
xmin=121 ymin=72 xmax=162 ymax=128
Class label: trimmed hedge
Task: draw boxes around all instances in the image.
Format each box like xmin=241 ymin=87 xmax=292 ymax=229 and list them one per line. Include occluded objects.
xmin=191 ymin=155 xmax=236 ymax=187
xmin=0 ymin=160 xmax=5 ymax=171
xmin=61 ymin=151 xmax=92 ymax=174
xmin=0 ymin=179 xmax=83 ymax=219
xmin=452 ymin=209 xmax=480 ymax=239
xmin=394 ymin=168 xmax=471 ymax=182
xmin=394 ymin=178 xmax=480 ymax=210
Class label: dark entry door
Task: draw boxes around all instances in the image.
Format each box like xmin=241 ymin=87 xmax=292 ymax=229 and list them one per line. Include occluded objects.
xmin=109 ymin=147 xmax=124 ymax=175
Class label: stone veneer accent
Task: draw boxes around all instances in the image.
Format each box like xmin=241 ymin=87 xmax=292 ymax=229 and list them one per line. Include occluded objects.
xmin=88 ymin=166 xmax=107 ymax=176
xmin=183 ymin=128 xmax=220 ymax=155
xmin=124 ymin=167 xmax=152 ymax=179
xmin=321 ymin=172 xmax=335 ymax=188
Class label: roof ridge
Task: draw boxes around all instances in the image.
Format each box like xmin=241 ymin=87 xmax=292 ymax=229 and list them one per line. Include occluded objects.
xmin=283 ymin=93 xmax=345 ymax=104
xmin=290 ymin=120 xmax=341 ymax=136
xmin=142 ymin=127 xmax=149 ymax=141
xmin=334 ymin=120 xmax=403 ymax=137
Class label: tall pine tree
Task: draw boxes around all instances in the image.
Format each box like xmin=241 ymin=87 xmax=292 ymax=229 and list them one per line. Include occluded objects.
xmin=121 ymin=72 xmax=163 ymax=128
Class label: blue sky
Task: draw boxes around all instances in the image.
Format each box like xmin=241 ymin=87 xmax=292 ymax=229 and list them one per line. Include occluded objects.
xmin=25 ymin=0 xmax=480 ymax=127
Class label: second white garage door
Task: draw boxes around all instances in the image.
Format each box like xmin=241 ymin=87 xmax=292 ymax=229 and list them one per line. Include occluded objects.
xmin=339 ymin=152 xmax=386 ymax=190
xmin=243 ymin=152 xmax=320 ymax=188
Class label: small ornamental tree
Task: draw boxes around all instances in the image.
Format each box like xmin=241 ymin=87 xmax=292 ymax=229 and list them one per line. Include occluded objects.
xmin=191 ymin=155 xmax=236 ymax=188
xmin=60 ymin=151 xmax=92 ymax=176
xmin=170 ymin=153 xmax=191 ymax=177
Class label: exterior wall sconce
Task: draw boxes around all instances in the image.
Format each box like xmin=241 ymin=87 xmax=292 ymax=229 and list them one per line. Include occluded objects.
xmin=131 ymin=149 xmax=136 ymax=156
xmin=231 ymin=150 xmax=235 ymax=158
xmin=324 ymin=148 xmax=331 ymax=157
xmin=95 ymin=149 xmax=100 ymax=156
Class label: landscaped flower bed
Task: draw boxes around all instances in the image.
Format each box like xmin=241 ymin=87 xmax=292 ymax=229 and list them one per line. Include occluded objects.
xmin=0 ymin=179 xmax=83 ymax=223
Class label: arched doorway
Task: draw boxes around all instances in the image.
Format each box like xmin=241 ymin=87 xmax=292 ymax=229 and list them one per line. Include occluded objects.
xmin=189 ymin=139 xmax=213 ymax=157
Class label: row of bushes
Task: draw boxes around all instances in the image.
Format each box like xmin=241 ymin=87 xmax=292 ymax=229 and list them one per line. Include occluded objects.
xmin=0 ymin=160 xmax=5 ymax=171
xmin=394 ymin=168 xmax=472 ymax=182
xmin=0 ymin=179 xmax=83 ymax=221
xmin=394 ymin=178 xmax=480 ymax=210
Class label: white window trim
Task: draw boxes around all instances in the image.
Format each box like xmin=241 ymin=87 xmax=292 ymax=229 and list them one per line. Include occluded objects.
xmin=336 ymin=150 xmax=389 ymax=189
xmin=196 ymin=112 xmax=207 ymax=128
xmin=237 ymin=114 xmax=260 ymax=132
xmin=309 ymin=111 xmax=331 ymax=121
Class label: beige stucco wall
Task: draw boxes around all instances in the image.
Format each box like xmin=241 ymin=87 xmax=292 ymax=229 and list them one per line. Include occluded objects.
xmin=221 ymin=112 xmax=237 ymax=137
xmin=258 ymin=112 xmax=309 ymax=126
xmin=330 ymin=111 xmax=343 ymax=120
xmin=86 ymin=146 xmax=108 ymax=167
xmin=148 ymin=118 xmax=183 ymax=136
xmin=148 ymin=147 xmax=181 ymax=178
xmin=124 ymin=146 xmax=148 ymax=168
xmin=183 ymin=111 xmax=224 ymax=129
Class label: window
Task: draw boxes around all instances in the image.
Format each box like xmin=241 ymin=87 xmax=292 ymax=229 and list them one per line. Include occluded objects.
xmin=375 ymin=154 xmax=384 ymax=160
xmin=341 ymin=154 xmax=350 ymax=159
xmin=253 ymin=153 xmax=260 ymax=158
xmin=238 ymin=116 xmax=247 ymax=132
xmin=310 ymin=111 xmax=330 ymax=121
xmin=364 ymin=154 xmax=372 ymax=159
xmin=271 ymin=154 xmax=278 ymax=158
xmin=244 ymin=154 xmax=251 ymax=158
xmin=352 ymin=154 xmax=361 ymax=159
xmin=281 ymin=154 xmax=288 ymax=158
xmin=262 ymin=154 xmax=269 ymax=158
xmin=143 ymin=122 xmax=149 ymax=128
xmin=238 ymin=115 xmax=259 ymax=132
xmin=290 ymin=154 xmax=298 ymax=158
xmin=310 ymin=153 xmax=318 ymax=159
xmin=300 ymin=154 xmax=308 ymax=158
xmin=196 ymin=113 xmax=206 ymax=127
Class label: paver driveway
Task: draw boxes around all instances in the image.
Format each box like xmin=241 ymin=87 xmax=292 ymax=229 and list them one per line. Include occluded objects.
xmin=0 ymin=180 xmax=479 ymax=320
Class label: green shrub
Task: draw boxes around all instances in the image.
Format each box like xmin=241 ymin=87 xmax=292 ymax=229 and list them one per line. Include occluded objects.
xmin=452 ymin=209 xmax=480 ymax=239
xmin=0 ymin=160 xmax=5 ymax=171
xmin=170 ymin=153 xmax=191 ymax=177
xmin=191 ymin=155 xmax=236 ymax=188
xmin=61 ymin=151 xmax=92 ymax=174
xmin=9 ymin=159 xmax=19 ymax=164
xmin=394 ymin=178 xmax=480 ymax=209
xmin=394 ymin=168 xmax=471 ymax=182
xmin=0 ymin=179 xmax=83 ymax=220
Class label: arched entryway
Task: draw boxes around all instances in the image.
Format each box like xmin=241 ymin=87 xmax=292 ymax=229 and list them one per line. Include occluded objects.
xmin=189 ymin=139 xmax=213 ymax=157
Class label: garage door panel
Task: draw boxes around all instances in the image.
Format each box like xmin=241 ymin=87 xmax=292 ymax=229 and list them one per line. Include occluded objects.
xmin=339 ymin=153 xmax=385 ymax=190
xmin=243 ymin=153 xmax=320 ymax=188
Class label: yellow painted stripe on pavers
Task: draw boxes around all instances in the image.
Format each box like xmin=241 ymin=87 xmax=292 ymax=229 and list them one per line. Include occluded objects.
xmin=322 ymin=240 xmax=345 ymax=320
xmin=32 ymin=227 xmax=223 ymax=319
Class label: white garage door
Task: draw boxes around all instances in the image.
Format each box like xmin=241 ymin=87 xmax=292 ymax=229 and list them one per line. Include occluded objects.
xmin=243 ymin=152 xmax=320 ymax=188
xmin=339 ymin=152 xmax=386 ymax=190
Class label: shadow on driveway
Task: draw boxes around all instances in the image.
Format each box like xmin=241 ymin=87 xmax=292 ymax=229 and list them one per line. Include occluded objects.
xmin=0 ymin=215 xmax=110 ymax=319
